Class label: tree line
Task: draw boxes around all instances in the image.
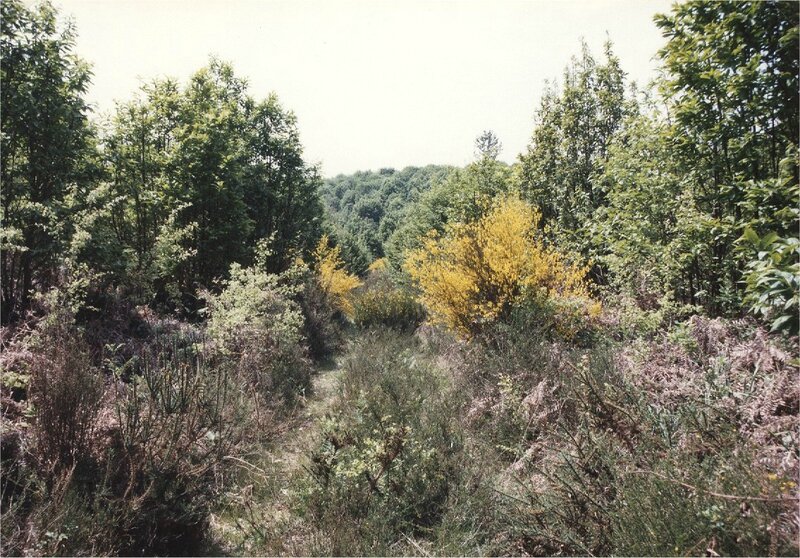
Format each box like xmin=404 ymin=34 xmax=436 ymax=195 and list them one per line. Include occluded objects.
xmin=2 ymin=0 xmax=323 ymax=324
xmin=325 ymin=1 xmax=799 ymax=334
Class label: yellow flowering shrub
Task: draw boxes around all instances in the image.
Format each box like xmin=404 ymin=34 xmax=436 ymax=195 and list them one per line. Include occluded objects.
xmin=404 ymin=195 xmax=598 ymax=337
xmin=367 ymin=258 xmax=388 ymax=272
xmin=314 ymin=234 xmax=362 ymax=317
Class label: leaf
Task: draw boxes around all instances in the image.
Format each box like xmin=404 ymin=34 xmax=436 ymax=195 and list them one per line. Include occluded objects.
xmin=741 ymin=227 xmax=759 ymax=245
xmin=770 ymin=314 xmax=793 ymax=332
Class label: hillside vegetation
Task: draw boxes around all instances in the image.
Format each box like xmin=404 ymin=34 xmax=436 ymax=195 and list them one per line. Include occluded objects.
xmin=1 ymin=1 xmax=798 ymax=556
xmin=321 ymin=165 xmax=454 ymax=273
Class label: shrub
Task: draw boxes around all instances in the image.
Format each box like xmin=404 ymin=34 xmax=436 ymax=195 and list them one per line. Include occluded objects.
xmin=405 ymin=195 xmax=598 ymax=338
xmin=30 ymin=335 xmax=104 ymax=476
xmin=350 ymin=262 xmax=425 ymax=331
xmin=354 ymin=259 xmax=426 ymax=331
xmin=0 ymin=290 xmax=248 ymax=556
xmin=204 ymin=262 xmax=313 ymax=406
xmin=100 ymin=335 xmax=244 ymax=555
xmin=740 ymin=229 xmax=799 ymax=335
xmin=300 ymin=332 xmax=467 ymax=555
xmin=298 ymin=271 xmax=344 ymax=362
xmin=457 ymin=314 xmax=799 ymax=556
xmin=313 ymin=234 xmax=362 ymax=317
xmin=351 ymin=287 xmax=425 ymax=331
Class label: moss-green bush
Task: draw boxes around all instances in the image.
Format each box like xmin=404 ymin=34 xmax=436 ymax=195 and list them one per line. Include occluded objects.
xmin=350 ymin=287 xmax=425 ymax=331
xmin=299 ymin=331 xmax=466 ymax=555
xmin=204 ymin=262 xmax=313 ymax=406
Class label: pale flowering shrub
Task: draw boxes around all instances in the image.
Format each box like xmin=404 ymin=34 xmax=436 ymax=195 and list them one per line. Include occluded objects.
xmin=203 ymin=261 xmax=312 ymax=405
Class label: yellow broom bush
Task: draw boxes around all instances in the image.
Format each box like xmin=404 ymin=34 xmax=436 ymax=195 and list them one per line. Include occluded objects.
xmin=404 ymin=195 xmax=599 ymax=337
xmin=314 ymin=234 xmax=362 ymax=317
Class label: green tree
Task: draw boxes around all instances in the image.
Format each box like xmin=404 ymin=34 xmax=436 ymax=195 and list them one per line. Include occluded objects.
xmin=518 ymin=40 xmax=632 ymax=258
xmin=243 ymin=95 xmax=323 ymax=271
xmin=321 ymin=164 xmax=453 ymax=266
xmin=1 ymin=0 xmax=98 ymax=323
xmin=386 ymin=138 xmax=514 ymax=269
xmin=102 ymin=79 xmax=185 ymax=299
xmin=593 ymin=105 xmax=683 ymax=300
xmin=102 ymin=60 xmax=322 ymax=308
xmin=654 ymin=0 xmax=799 ymax=313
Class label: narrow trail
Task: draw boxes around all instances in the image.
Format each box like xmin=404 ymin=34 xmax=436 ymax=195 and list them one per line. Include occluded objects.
xmin=274 ymin=360 xmax=343 ymax=476
xmin=210 ymin=358 xmax=344 ymax=555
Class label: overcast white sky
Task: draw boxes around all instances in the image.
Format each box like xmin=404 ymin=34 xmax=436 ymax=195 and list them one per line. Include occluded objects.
xmin=52 ymin=0 xmax=673 ymax=177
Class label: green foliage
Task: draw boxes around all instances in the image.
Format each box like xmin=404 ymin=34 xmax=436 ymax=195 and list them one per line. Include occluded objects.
xmin=301 ymin=332 xmax=466 ymax=555
xmin=655 ymin=1 xmax=798 ymax=188
xmin=351 ymin=287 xmax=425 ymax=332
xmin=737 ymin=149 xmax=800 ymax=335
xmin=205 ymin=262 xmax=305 ymax=348
xmin=321 ymin=165 xmax=453 ymax=266
xmin=740 ymin=231 xmax=799 ymax=334
xmin=518 ymin=40 xmax=632 ymax=258
xmin=587 ymin=2 xmax=800 ymax=324
xmin=651 ymin=0 xmax=799 ymax=313
xmin=0 ymin=0 xmax=99 ymax=323
xmin=350 ymin=263 xmax=425 ymax=331
xmin=204 ymin=260 xmax=313 ymax=404
xmin=101 ymin=60 xmax=322 ymax=310
xmin=593 ymin=107 xmax=682 ymax=300
xmin=386 ymin=146 xmax=515 ymax=269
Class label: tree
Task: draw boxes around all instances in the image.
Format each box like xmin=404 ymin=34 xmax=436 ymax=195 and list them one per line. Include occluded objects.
xmin=655 ymin=0 xmax=799 ymax=314
xmin=102 ymin=60 xmax=323 ymax=309
xmin=518 ymin=40 xmax=632 ymax=258
xmin=474 ymin=130 xmax=502 ymax=160
xmin=386 ymin=149 xmax=514 ymax=270
xmin=102 ymin=79 xmax=185 ymax=299
xmin=656 ymin=1 xmax=798 ymax=190
xmin=593 ymin=106 xmax=683 ymax=302
xmin=243 ymin=94 xmax=323 ymax=271
xmin=320 ymin=165 xmax=453 ymax=266
xmin=1 ymin=0 xmax=97 ymax=323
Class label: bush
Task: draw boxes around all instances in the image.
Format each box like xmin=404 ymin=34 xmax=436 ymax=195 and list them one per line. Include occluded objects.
xmin=313 ymin=234 xmax=362 ymax=318
xmin=740 ymin=229 xmax=799 ymax=335
xmin=298 ymin=272 xmax=344 ymax=362
xmin=456 ymin=314 xmax=799 ymax=556
xmin=1 ymin=290 xmax=247 ymax=556
xmin=350 ymin=265 xmax=425 ymax=332
xmin=100 ymin=334 xmax=243 ymax=555
xmin=204 ymin=262 xmax=313 ymax=406
xmin=405 ymin=195 xmax=598 ymax=338
xmin=27 ymin=323 xmax=104 ymax=474
xmin=351 ymin=287 xmax=425 ymax=331
xmin=300 ymin=331 xmax=467 ymax=555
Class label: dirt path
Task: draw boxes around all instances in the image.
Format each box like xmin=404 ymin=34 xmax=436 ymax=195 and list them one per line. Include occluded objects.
xmin=274 ymin=360 xmax=342 ymax=475
xmin=209 ymin=359 xmax=344 ymax=555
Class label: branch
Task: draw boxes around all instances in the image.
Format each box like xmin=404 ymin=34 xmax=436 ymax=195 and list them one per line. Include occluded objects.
xmin=629 ymin=469 xmax=798 ymax=503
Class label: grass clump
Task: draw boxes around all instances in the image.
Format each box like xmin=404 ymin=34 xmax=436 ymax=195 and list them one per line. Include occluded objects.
xmin=351 ymin=263 xmax=425 ymax=332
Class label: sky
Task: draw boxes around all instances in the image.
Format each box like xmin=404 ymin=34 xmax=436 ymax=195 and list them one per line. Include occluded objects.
xmin=51 ymin=0 xmax=674 ymax=177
